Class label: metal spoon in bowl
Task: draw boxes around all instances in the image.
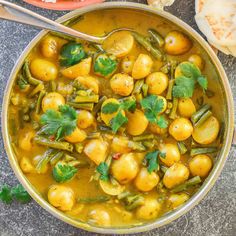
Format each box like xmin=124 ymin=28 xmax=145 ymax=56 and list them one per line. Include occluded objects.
xmin=0 ymin=0 xmax=131 ymax=44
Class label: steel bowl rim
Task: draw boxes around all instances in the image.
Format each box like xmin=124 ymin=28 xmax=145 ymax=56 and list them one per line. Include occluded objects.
xmin=1 ymin=2 xmax=234 ymax=234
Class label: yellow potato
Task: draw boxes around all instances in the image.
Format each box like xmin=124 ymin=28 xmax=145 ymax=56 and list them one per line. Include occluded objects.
xmin=126 ymin=109 xmax=149 ymax=136
xmin=192 ymin=116 xmax=220 ymax=145
xmin=77 ymin=110 xmax=94 ymax=129
xmin=135 ymin=167 xmax=160 ymax=192
xmin=163 ymin=163 xmax=189 ymax=189
xmin=56 ymin=82 xmax=73 ymax=96
xmin=42 ymin=92 xmax=65 ymax=112
xmin=61 ymin=58 xmax=92 ymax=79
xmin=168 ymin=193 xmax=189 ymax=209
xmin=146 ymin=72 xmax=169 ymax=95
xmin=165 ymin=31 xmax=192 ymax=55
xmin=149 ymin=123 xmax=168 ymax=135
xmin=20 ymin=157 xmax=35 ymax=174
xmin=121 ymin=56 xmax=136 ymax=74
xmin=189 ymin=154 xmax=213 ymax=177
xmin=88 ymin=208 xmax=111 ymax=227
xmin=158 ymin=96 xmax=167 ymax=114
xmin=159 ymin=143 xmax=180 ymax=167
xmin=111 ymin=136 xmax=131 ymax=154
xmin=110 ymin=73 xmax=134 ymax=96
xmin=75 ymin=76 xmax=99 ymax=94
xmin=99 ymin=179 xmax=125 ymax=196
xmin=132 ymin=54 xmax=153 ymax=79
xmin=188 ymin=54 xmax=205 ymax=71
xmin=64 ymin=127 xmax=87 ymax=143
xmin=178 ymin=98 xmax=196 ymax=118
xmin=103 ymin=31 xmax=134 ymax=57
xmin=84 ymin=139 xmax=108 ymax=165
xmin=30 ymin=59 xmax=58 ymax=81
xmin=169 ymin=118 xmax=193 ymax=141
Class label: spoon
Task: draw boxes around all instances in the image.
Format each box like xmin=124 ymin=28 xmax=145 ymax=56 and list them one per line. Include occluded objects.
xmin=0 ymin=0 xmax=131 ymax=44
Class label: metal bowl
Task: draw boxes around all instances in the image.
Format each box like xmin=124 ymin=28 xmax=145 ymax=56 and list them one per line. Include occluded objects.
xmin=1 ymin=2 xmax=235 ymax=234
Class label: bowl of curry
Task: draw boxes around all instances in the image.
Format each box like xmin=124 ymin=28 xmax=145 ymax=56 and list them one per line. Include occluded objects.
xmin=2 ymin=2 xmax=235 ymax=234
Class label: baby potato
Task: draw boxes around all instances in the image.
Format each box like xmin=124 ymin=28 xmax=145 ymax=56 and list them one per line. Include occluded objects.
xmin=56 ymin=82 xmax=73 ymax=96
xmin=77 ymin=110 xmax=94 ymax=129
xmin=159 ymin=143 xmax=180 ymax=167
xmin=163 ymin=163 xmax=190 ymax=189
xmin=30 ymin=59 xmax=58 ymax=81
xmin=42 ymin=92 xmax=65 ymax=112
xmin=164 ymin=31 xmax=192 ymax=55
xmin=146 ymin=72 xmax=169 ymax=95
xmin=192 ymin=116 xmax=220 ymax=145
xmin=169 ymin=118 xmax=193 ymax=141
xmin=20 ymin=157 xmax=35 ymax=174
xmin=88 ymin=208 xmax=111 ymax=227
xmin=103 ymin=31 xmax=134 ymax=57
xmin=40 ymin=36 xmax=58 ymax=58
xmin=178 ymin=98 xmax=196 ymax=118
xmin=84 ymin=139 xmax=108 ymax=165
xmin=111 ymin=136 xmax=131 ymax=154
xmin=76 ymin=76 xmax=99 ymax=94
xmin=110 ymin=73 xmax=134 ymax=96
xmin=168 ymin=193 xmax=189 ymax=209
xmin=134 ymin=167 xmax=160 ymax=192
xmin=132 ymin=54 xmax=153 ymax=79
xmin=19 ymin=131 xmax=35 ymax=152
xmin=61 ymin=58 xmax=92 ymax=79
xmin=64 ymin=127 xmax=87 ymax=143
xmin=48 ymin=185 xmax=75 ymax=211
xmin=136 ymin=198 xmax=161 ymax=220
xmin=188 ymin=54 xmax=205 ymax=71
xmin=126 ymin=109 xmax=148 ymax=136
xmin=189 ymin=154 xmax=212 ymax=178
xmin=149 ymin=123 xmax=168 ymax=135
xmin=158 ymin=96 xmax=167 ymax=114
xmin=121 ymin=56 xmax=136 ymax=74
xmin=111 ymin=153 xmax=139 ymax=184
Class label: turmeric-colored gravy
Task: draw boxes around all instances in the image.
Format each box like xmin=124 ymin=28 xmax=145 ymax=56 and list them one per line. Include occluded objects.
xmin=8 ymin=9 xmax=224 ymax=227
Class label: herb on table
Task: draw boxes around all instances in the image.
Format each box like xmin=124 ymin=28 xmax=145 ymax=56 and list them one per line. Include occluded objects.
xmin=94 ymin=55 xmax=117 ymax=77
xmin=96 ymin=162 xmax=109 ymax=181
xmin=173 ymin=62 xmax=208 ymax=98
xmin=40 ymin=105 xmax=78 ymax=141
xmin=140 ymin=95 xmax=168 ymax=129
xmin=0 ymin=184 xmax=31 ymax=204
xmin=145 ymin=150 xmax=166 ymax=173
xmin=52 ymin=162 xmax=78 ymax=183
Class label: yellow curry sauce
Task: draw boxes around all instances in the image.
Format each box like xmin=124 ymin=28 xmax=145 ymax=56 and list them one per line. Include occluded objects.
xmin=8 ymin=9 xmax=224 ymax=227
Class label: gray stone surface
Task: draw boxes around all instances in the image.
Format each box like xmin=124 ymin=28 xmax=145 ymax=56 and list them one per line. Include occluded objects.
xmin=0 ymin=0 xmax=235 ymax=235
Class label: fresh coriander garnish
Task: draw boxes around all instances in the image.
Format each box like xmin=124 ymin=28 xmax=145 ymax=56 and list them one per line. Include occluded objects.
xmin=173 ymin=62 xmax=208 ymax=98
xmin=96 ymin=162 xmax=109 ymax=181
xmin=145 ymin=150 xmax=166 ymax=173
xmin=110 ymin=111 xmax=128 ymax=133
xmin=140 ymin=95 xmax=168 ymax=129
xmin=94 ymin=55 xmax=117 ymax=77
xmin=40 ymin=105 xmax=78 ymax=140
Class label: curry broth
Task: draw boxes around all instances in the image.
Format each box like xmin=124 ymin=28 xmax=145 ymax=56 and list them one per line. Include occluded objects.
xmin=8 ymin=9 xmax=224 ymax=227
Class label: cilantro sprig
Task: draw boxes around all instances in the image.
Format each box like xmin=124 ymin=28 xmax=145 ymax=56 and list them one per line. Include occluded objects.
xmin=40 ymin=105 xmax=78 ymax=141
xmin=96 ymin=162 xmax=109 ymax=181
xmin=0 ymin=184 xmax=31 ymax=204
xmin=173 ymin=62 xmax=208 ymax=98
xmin=145 ymin=150 xmax=166 ymax=173
xmin=140 ymin=95 xmax=168 ymax=129
xmin=94 ymin=55 xmax=117 ymax=77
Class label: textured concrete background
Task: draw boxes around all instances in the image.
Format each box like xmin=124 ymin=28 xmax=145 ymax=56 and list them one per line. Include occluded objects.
xmin=0 ymin=0 xmax=235 ymax=235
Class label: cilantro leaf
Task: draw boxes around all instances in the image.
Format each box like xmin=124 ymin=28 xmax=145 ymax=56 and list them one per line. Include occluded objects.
xmin=121 ymin=99 xmax=136 ymax=112
xmin=141 ymin=95 xmax=168 ymax=129
xmin=96 ymin=162 xmax=109 ymax=181
xmin=145 ymin=151 xmax=159 ymax=173
xmin=40 ymin=105 xmax=78 ymax=140
xmin=0 ymin=185 xmax=13 ymax=204
xmin=172 ymin=76 xmax=195 ymax=98
xmin=179 ymin=62 xmax=201 ymax=79
xmin=94 ymin=55 xmax=117 ymax=76
xmin=11 ymin=185 xmax=31 ymax=203
xmin=101 ymin=103 xmax=120 ymax=114
xmin=197 ymin=76 xmax=208 ymax=91
xmin=110 ymin=111 xmax=128 ymax=133
xmin=52 ymin=162 xmax=78 ymax=183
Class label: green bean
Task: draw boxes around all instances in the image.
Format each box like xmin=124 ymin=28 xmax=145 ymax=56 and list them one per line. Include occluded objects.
xmin=74 ymin=95 xmax=99 ymax=103
xmin=133 ymin=134 xmax=154 ymax=142
xmin=23 ymin=60 xmax=42 ymax=85
xmin=171 ymin=176 xmax=202 ymax=193
xmin=148 ymin=29 xmax=164 ymax=47
xmin=29 ymin=83 xmax=45 ymax=98
xmin=190 ymin=147 xmax=218 ymax=156
xmin=50 ymin=151 xmax=64 ymax=165
xmin=128 ymin=141 xmax=146 ymax=151
xmin=98 ymin=125 xmax=113 ymax=133
xmin=75 ymin=143 xmax=84 ymax=153
xmin=105 ymin=155 xmax=113 ymax=168
xmin=166 ymin=79 xmax=175 ymax=100
xmin=218 ymin=122 xmax=225 ymax=144
xmin=143 ymin=141 xmax=155 ymax=149
xmin=50 ymin=80 xmax=57 ymax=92
xmin=50 ymin=32 xmax=76 ymax=42
xmin=132 ymin=32 xmax=163 ymax=60
xmin=169 ymin=98 xmax=178 ymax=119
xmin=177 ymin=142 xmax=188 ymax=155
xmin=63 ymin=15 xmax=84 ymax=26
xmin=170 ymin=61 xmax=178 ymax=80
xmin=160 ymin=165 xmax=168 ymax=173
xmin=67 ymin=102 xmax=94 ymax=111
xmin=34 ymin=136 xmax=73 ymax=152
xmin=125 ymin=195 xmax=144 ymax=211
xmin=36 ymin=90 xmax=46 ymax=114
xmin=68 ymin=160 xmax=89 ymax=168
xmin=117 ymin=191 xmax=131 ymax=200
xmin=64 ymin=154 xmax=76 ymax=162
xmin=132 ymin=80 xmax=144 ymax=95
xmin=93 ymin=96 xmax=107 ymax=114
xmin=36 ymin=149 xmax=56 ymax=173
xmin=191 ymin=104 xmax=211 ymax=124
xmin=17 ymin=74 xmax=30 ymax=91
xmin=78 ymin=196 xmax=110 ymax=203
xmin=87 ymin=132 xmax=101 ymax=139
xmin=141 ymin=83 xmax=148 ymax=97
xmin=194 ymin=110 xmax=212 ymax=128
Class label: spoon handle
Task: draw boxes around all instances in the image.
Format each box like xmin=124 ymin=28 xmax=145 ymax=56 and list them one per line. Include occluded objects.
xmin=0 ymin=0 xmax=102 ymax=43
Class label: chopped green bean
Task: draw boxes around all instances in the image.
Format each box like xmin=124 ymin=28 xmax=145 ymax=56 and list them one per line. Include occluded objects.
xmin=74 ymin=95 xmax=99 ymax=103
xmin=166 ymin=79 xmax=175 ymax=100
xmin=75 ymin=143 xmax=84 ymax=153
xmin=78 ymin=196 xmax=110 ymax=203
xmin=133 ymin=134 xmax=154 ymax=142
xmin=141 ymin=83 xmax=148 ymax=97
xmin=132 ymin=80 xmax=144 ymax=95
xmin=87 ymin=132 xmax=101 ymax=139
xmin=68 ymin=160 xmax=89 ymax=168
xmin=191 ymin=104 xmax=211 ymax=124
xmin=64 ymin=154 xmax=76 ymax=162
xmin=124 ymin=195 xmax=145 ymax=211
xmin=50 ymin=80 xmax=57 ymax=92
xmin=36 ymin=149 xmax=56 ymax=173
xmin=67 ymin=102 xmax=94 ymax=111
xmin=128 ymin=141 xmax=146 ymax=151
xmin=50 ymin=151 xmax=64 ymax=165
xmin=148 ymin=29 xmax=164 ymax=47
xmin=36 ymin=90 xmax=46 ymax=114
xmin=29 ymin=83 xmax=45 ymax=98
xmin=23 ymin=60 xmax=42 ymax=85
xmin=171 ymin=176 xmax=202 ymax=193
xmin=93 ymin=96 xmax=107 ymax=114
xmin=169 ymin=98 xmax=178 ymax=119
xmin=190 ymin=147 xmax=218 ymax=156
xmin=160 ymin=165 xmax=168 ymax=173
xmin=194 ymin=110 xmax=212 ymax=128
xmin=177 ymin=142 xmax=188 ymax=154
xmin=118 ymin=191 xmax=131 ymax=200
xmin=143 ymin=141 xmax=155 ymax=149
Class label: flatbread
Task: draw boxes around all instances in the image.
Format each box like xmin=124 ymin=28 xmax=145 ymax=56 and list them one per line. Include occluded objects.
xmin=195 ymin=0 xmax=207 ymax=13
